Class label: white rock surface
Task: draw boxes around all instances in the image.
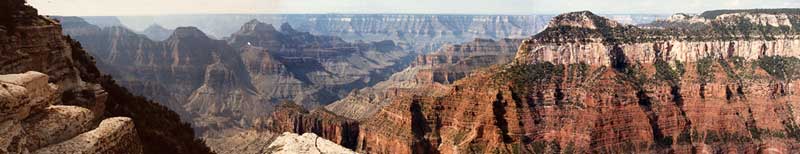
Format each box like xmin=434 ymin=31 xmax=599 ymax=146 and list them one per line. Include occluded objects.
xmin=23 ymin=105 xmax=95 ymax=150
xmin=266 ymin=132 xmax=357 ymax=154
xmin=0 ymin=71 xmax=56 ymax=122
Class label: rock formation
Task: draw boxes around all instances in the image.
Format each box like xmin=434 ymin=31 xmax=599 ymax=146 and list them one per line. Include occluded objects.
xmin=0 ymin=71 xmax=142 ymax=153
xmin=261 ymin=37 xmax=525 ymax=153
xmin=1 ymin=1 xmax=212 ymax=153
xmin=265 ymin=103 xmax=360 ymax=149
xmin=271 ymin=9 xmax=800 ymax=154
xmin=266 ymin=132 xmax=358 ymax=154
xmin=357 ymin=10 xmax=800 ymax=153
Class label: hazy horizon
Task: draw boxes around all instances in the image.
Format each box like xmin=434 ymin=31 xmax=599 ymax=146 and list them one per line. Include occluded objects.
xmin=28 ymin=0 xmax=800 ymax=16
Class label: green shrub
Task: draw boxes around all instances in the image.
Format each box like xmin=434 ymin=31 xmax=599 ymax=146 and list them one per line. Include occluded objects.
xmin=654 ymin=59 xmax=681 ymax=86
xmin=495 ymin=62 xmax=564 ymax=94
xmin=757 ymin=56 xmax=800 ymax=81
xmin=696 ymin=57 xmax=715 ymax=84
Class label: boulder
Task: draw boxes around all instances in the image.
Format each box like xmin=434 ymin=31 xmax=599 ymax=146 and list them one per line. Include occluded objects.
xmin=33 ymin=117 xmax=143 ymax=154
xmin=0 ymin=71 xmax=55 ymax=122
xmin=23 ymin=105 xmax=94 ymax=150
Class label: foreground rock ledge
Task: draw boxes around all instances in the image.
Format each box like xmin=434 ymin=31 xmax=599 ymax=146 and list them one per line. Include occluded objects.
xmin=0 ymin=71 xmax=143 ymax=153
xmin=267 ymin=132 xmax=358 ymax=154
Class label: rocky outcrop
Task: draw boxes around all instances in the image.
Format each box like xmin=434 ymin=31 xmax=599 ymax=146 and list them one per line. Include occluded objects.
xmin=265 ymin=103 xmax=360 ymax=149
xmin=1 ymin=2 xmax=212 ymax=153
xmin=34 ymin=117 xmax=142 ymax=154
xmin=0 ymin=71 xmax=142 ymax=154
xmin=547 ymin=11 xmax=622 ymax=30
xmin=267 ymin=132 xmax=358 ymax=154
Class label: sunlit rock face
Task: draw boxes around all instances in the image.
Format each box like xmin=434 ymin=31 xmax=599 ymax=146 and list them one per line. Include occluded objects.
xmin=516 ymin=10 xmax=800 ymax=66
xmin=265 ymin=9 xmax=800 ymax=154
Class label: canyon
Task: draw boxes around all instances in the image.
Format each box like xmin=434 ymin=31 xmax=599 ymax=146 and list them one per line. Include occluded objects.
xmin=55 ymin=15 xmax=416 ymax=150
xmin=21 ymin=0 xmax=800 ymax=153
xmin=262 ymin=9 xmax=800 ymax=154
xmin=1 ymin=0 xmax=211 ymax=153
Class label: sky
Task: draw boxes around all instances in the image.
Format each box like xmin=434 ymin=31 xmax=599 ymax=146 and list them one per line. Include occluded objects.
xmin=28 ymin=0 xmax=800 ymax=16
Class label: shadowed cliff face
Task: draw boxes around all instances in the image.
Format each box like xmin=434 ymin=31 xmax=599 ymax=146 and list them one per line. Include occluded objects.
xmin=1 ymin=2 xmax=211 ymax=154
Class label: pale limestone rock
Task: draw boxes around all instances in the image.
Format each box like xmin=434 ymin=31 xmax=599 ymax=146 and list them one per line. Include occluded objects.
xmin=0 ymin=71 xmax=142 ymax=153
xmin=0 ymin=82 xmax=29 ymax=121
xmin=0 ymin=71 xmax=56 ymax=122
xmin=517 ymin=38 xmax=800 ymax=66
xmin=22 ymin=105 xmax=94 ymax=150
xmin=0 ymin=71 xmax=49 ymax=92
xmin=0 ymin=120 xmax=25 ymax=154
xmin=717 ymin=13 xmax=793 ymax=27
xmin=266 ymin=132 xmax=357 ymax=154
xmin=547 ymin=11 xmax=621 ymax=30
xmin=33 ymin=117 xmax=143 ymax=154
xmin=665 ymin=13 xmax=710 ymax=24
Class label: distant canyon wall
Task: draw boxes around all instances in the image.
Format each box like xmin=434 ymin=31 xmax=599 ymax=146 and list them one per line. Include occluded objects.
xmin=89 ymin=14 xmax=664 ymax=52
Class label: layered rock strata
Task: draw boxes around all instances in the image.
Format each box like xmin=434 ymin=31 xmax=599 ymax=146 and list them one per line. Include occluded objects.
xmin=516 ymin=11 xmax=800 ymax=66
xmin=348 ymin=10 xmax=800 ymax=153
xmin=276 ymin=9 xmax=800 ymax=153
